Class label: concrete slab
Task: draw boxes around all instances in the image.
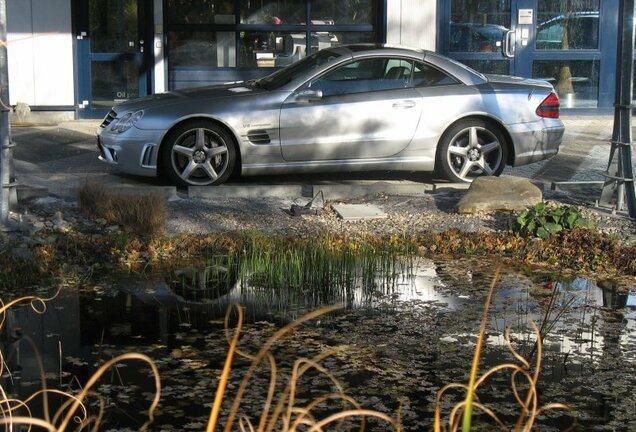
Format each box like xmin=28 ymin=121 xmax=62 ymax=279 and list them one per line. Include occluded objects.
xmin=188 ymin=184 xmax=304 ymax=199
xmin=332 ymin=204 xmax=388 ymax=221
xmin=309 ymin=181 xmax=432 ymax=200
xmin=16 ymin=185 xmax=48 ymax=201
xmin=44 ymin=184 xmax=178 ymax=201
xmin=431 ymin=182 xmax=472 ymax=192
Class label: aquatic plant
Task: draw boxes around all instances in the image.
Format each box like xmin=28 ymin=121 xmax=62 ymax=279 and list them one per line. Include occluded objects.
xmin=237 ymin=233 xmax=416 ymax=293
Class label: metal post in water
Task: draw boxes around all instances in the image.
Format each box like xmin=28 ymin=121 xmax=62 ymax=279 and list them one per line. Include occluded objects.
xmin=599 ymin=0 xmax=636 ymax=218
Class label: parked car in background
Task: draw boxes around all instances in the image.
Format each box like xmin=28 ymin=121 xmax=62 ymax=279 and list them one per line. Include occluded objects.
xmin=536 ymin=11 xmax=599 ymax=50
xmin=97 ymin=44 xmax=564 ymax=186
xmin=449 ymin=23 xmax=508 ymax=52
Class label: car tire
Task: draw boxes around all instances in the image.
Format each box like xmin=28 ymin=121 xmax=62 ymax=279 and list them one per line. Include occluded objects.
xmin=436 ymin=119 xmax=508 ymax=183
xmin=162 ymin=120 xmax=236 ymax=187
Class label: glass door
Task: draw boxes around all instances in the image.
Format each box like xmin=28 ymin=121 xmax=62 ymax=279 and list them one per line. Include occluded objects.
xmin=75 ymin=0 xmax=150 ymax=118
xmin=441 ymin=0 xmax=606 ymax=108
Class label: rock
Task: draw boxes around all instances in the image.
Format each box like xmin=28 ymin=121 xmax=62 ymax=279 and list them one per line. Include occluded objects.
xmin=456 ymin=176 xmax=543 ymax=214
xmin=52 ymin=211 xmax=64 ymax=224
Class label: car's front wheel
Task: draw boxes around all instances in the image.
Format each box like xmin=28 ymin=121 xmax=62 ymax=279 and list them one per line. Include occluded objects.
xmin=162 ymin=120 xmax=236 ymax=187
xmin=437 ymin=119 xmax=508 ymax=183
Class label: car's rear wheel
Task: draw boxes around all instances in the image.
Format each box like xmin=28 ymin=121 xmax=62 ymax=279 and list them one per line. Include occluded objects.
xmin=437 ymin=119 xmax=508 ymax=183
xmin=162 ymin=120 xmax=236 ymax=187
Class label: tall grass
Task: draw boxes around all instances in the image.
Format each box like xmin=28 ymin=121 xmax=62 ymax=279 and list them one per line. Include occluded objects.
xmin=78 ymin=181 xmax=166 ymax=236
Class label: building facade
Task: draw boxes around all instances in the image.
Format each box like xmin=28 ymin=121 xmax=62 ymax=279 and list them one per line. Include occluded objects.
xmin=6 ymin=0 xmax=624 ymax=120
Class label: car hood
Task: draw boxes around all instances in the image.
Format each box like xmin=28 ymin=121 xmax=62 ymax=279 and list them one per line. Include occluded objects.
xmin=485 ymin=74 xmax=554 ymax=90
xmin=114 ymin=83 xmax=266 ymax=113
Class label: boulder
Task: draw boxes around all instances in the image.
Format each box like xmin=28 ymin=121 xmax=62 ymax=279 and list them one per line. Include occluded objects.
xmin=456 ymin=176 xmax=543 ymax=214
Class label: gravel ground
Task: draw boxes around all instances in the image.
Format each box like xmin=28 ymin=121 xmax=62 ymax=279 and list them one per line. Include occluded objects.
xmin=3 ymin=187 xmax=636 ymax=245
xmin=161 ymin=188 xmax=636 ymax=241
xmin=164 ymin=191 xmax=510 ymax=238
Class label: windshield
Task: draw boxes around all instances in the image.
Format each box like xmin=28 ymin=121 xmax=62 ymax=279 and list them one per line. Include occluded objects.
xmin=256 ymin=49 xmax=344 ymax=90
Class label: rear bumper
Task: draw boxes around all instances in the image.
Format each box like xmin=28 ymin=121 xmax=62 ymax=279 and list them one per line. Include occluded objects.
xmin=509 ymin=119 xmax=565 ymax=166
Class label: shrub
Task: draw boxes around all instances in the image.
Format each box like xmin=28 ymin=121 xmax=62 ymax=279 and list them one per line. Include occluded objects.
xmin=516 ymin=202 xmax=594 ymax=239
xmin=78 ymin=181 xmax=166 ymax=236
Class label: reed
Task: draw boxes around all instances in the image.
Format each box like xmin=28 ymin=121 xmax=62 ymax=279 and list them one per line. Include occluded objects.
xmin=433 ymin=269 xmax=571 ymax=432
xmin=235 ymin=234 xmax=414 ymax=293
xmin=0 ymin=291 xmax=161 ymax=431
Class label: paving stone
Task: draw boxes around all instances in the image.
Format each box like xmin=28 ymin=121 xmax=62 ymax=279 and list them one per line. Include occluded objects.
xmin=332 ymin=204 xmax=388 ymax=221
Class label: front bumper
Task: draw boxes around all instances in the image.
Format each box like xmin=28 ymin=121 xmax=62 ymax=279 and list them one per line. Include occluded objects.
xmin=508 ymin=119 xmax=565 ymax=167
xmin=96 ymin=126 xmax=164 ymax=177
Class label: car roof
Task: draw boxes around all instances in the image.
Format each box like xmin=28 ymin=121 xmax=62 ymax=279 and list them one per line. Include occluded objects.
xmin=337 ymin=43 xmax=487 ymax=86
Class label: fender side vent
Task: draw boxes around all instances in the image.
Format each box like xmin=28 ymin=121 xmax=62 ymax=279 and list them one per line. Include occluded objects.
xmin=247 ymin=130 xmax=271 ymax=144
xmin=140 ymin=144 xmax=157 ymax=168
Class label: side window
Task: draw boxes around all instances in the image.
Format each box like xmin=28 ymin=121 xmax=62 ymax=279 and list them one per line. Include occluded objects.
xmin=412 ymin=61 xmax=458 ymax=87
xmin=308 ymin=57 xmax=413 ymax=97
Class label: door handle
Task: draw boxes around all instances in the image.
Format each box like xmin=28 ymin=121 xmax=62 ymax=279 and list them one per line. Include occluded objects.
xmin=503 ymin=30 xmax=516 ymax=58
xmin=392 ymin=100 xmax=416 ymax=109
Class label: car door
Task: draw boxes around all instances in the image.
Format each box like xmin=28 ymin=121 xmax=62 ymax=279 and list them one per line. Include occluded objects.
xmin=279 ymin=57 xmax=423 ymax=162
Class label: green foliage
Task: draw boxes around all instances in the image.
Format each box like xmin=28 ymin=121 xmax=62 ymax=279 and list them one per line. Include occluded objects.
xmin=516 ymin=202 xmax=594 ymax=239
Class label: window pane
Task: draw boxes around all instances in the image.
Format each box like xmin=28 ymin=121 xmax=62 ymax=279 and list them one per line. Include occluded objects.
xmin=89 ymin=0 xmax=137 ymax=53
xmin=536 ymin=1 xmax=600 ymax=50
xmin=240 ymin=32 xmax=307 ymax=67
xmin=307 ymin=31 xmax=375 ymax=54
xmin=91 ymin=60 xmax=138 ymax=108
xmin=165 ymin=0 xmax=236 ymax=25
xmin=449 ymin=0 xmax=510 ymax=52
xmin=311 ymin=0 xmax=375 ymax=25
xmin=459 ymin=60 xmax=509 ymax=75
xmin=413 ymin=62 xmax=458 ymax=87
xmin=311 ymin=58 xmax=413 ymax=96
xmin=533 ymin=60 xmax=599 ymax=108
xmin=168 ymin=32 xmax=236 ymax=68
xmin=259 ymin=48 xmax=343 ymax=90
xmin=240 ymin=0 xmax=306 ymax=24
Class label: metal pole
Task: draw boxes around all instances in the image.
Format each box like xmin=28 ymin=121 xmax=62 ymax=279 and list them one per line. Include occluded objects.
xmin=0 ymin=0 xmax=12 ymax=230
xmin=599 ymin=0 xmax=636 ymax=218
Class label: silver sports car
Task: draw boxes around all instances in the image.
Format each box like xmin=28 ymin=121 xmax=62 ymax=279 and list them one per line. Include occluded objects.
xmin=97 ymin=44 xmax=564 ymax=187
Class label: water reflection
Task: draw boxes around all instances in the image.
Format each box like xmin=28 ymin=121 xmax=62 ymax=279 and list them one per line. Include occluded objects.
xmin=0 ymin=258 xmax=634 ymax=430
xmin=120 ymin=257 xmax=457 ymax=322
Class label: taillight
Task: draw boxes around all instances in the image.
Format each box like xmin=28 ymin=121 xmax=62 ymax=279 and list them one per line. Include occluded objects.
xmin=536 ymin=92 xmax=560 ymax=118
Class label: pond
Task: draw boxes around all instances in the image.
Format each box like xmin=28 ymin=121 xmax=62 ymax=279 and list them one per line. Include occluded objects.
xmin=1 ymin=256 xmax=635 ymax=431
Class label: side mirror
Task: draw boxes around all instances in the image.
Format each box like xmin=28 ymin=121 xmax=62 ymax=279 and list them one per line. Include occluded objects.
xmin=295 ymin=89 xmax=323 ymax=102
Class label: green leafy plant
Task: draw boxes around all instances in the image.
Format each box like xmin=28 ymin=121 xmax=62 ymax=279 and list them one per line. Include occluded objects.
xmin=516 ymin=202 xmax=594 ymax=239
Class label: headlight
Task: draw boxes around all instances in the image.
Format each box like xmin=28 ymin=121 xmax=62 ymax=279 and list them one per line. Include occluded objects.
xmin=110 ymin=110 xmax=144 ymax=133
